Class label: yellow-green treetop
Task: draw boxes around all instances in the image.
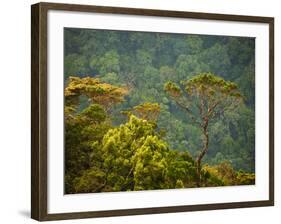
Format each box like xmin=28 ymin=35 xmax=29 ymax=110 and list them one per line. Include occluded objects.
xmin=65 ymin=76 xmax=128 ymax=109
xmin=132 ymin=102 xmax=161 ymax=122
xmin=164 ymin=73 xmax=243 ymax=123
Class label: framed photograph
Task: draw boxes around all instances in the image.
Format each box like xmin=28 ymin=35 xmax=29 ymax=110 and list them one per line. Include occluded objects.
xmin=31 ymin=2 xmax=274 ymax=221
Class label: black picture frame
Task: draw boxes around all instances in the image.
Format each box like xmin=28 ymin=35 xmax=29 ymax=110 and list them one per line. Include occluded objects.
xmin=31 ymin=2 xmax=274 ymax=221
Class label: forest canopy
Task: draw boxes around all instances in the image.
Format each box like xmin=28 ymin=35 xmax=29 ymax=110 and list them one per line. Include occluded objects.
xmin=64 ymin=28 xmax=255 ymax=193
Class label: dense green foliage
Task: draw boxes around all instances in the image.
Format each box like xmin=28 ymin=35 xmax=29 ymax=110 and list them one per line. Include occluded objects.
xmin=64 ymin=28 xmax=255 ymax=193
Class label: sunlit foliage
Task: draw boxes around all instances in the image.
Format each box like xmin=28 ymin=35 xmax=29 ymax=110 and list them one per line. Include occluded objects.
xmin=65 ymin=76 xmax=128 ymax=110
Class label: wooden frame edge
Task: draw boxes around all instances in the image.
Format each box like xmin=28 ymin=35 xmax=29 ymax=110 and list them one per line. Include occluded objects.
xmin=36 ymin=2 xmax=274 ymax=23
xmin=31 ymin=2 xmax=274 ymax=221
xmin=39 ymin=200 xmax=273 ymax=221
xmin=31 ymin=3 xmax=40 ymax=220
xmin=269 ymin=18 xmax=274 ymax=204
xmin=31 ymin=3 xmax=48 ymax=221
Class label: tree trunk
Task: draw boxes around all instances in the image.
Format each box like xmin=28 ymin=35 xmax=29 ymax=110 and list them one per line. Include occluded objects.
xmin=196 ymin=119 xmax=209 ymax=187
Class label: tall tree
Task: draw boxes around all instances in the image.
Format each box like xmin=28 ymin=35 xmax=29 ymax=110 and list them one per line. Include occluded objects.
xmin=164 ymin=73 xmax=243 ymax=185
xmin=64 ymin=76 xmax=128 ymax=193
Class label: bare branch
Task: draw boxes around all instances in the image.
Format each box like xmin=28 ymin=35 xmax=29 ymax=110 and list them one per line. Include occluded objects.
xmin=171 ymin=95 xmax=202 ymax=126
